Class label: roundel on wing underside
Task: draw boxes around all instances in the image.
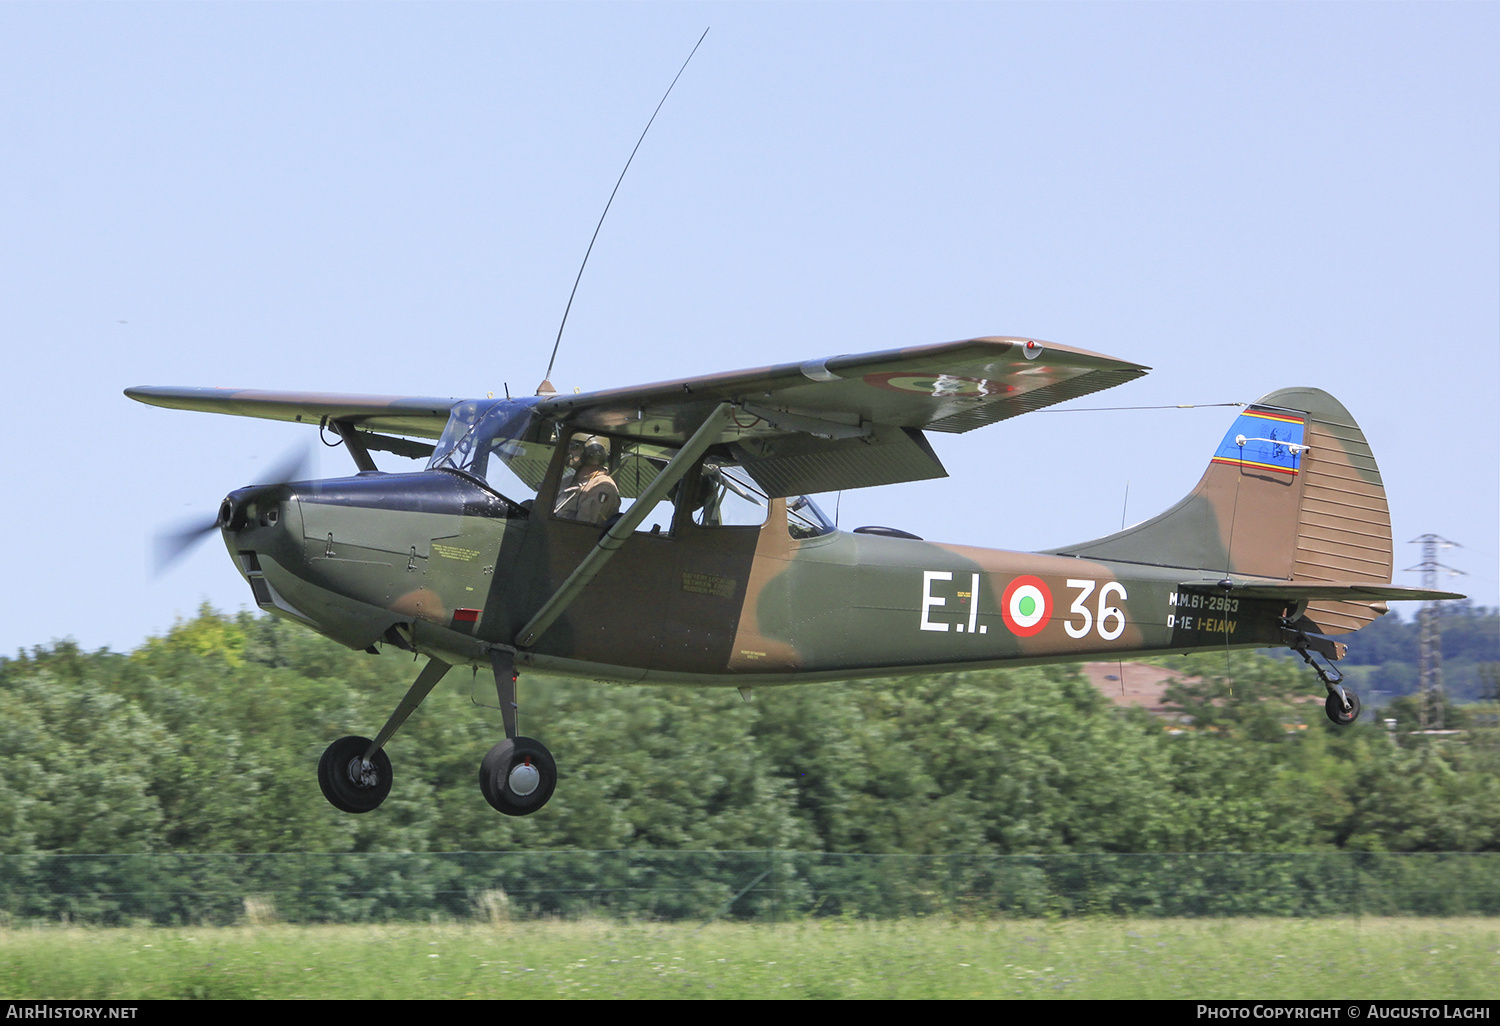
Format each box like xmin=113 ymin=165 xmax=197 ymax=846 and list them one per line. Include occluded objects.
xmin=861 ymin=372 xmax=1012 ymax=398
xmin=1001 ymin=576 xmax=1052 ymax=637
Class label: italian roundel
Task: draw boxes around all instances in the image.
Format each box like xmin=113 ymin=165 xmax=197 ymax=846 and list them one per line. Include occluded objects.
xmin=1001 ymin=576 xmax=1052 ymax=637
xmin=861 ymin=372 xmax=1011 ymax=397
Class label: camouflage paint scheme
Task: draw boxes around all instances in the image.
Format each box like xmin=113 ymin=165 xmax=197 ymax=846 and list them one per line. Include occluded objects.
xmin=127 ymin=336 xmax=1462 ymax=814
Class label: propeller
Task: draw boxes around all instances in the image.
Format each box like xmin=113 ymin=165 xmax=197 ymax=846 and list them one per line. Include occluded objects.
xmin=152 ymin=443 xmax=313 ymax=574
xmin=153 ymin=514 xmax=223 ymax=573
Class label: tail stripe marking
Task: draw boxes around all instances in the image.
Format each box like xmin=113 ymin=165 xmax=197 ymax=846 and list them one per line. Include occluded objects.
xmin=1211 ymin=409 xmax=1307 ymax=477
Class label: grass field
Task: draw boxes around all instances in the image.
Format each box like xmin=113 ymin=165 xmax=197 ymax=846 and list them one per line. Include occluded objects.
xmin=1 ymin=917 xmax=1497 ymax=999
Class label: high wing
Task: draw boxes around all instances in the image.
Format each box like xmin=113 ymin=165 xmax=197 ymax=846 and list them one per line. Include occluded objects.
xmin=126 ymin=336 xmax=1147 ymax=495
xmin=540 ymin=336 xmax=1148 ymax=496
xmin=543 ymin=336 xmax=1145 ymax=436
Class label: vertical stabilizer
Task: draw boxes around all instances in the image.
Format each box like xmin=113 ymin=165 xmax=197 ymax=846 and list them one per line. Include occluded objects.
xmin=1051 ymin=387 xmax=1393 ymax=633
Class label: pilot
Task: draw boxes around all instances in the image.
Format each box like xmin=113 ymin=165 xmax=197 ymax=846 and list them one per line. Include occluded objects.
xmin=553 ymin=436 xmax=621 ymax=526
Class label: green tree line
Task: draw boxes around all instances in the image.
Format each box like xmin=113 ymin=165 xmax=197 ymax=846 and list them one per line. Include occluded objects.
xmin=2 ymin=606 xmax=1496 ymax=859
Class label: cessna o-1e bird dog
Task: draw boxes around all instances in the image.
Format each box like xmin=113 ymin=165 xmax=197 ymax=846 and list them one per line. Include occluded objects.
xmin=128 ymin=338 xmax=1462 ymax=816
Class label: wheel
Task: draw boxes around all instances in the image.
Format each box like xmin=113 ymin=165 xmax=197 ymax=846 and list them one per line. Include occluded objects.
xmin=318 ymin=735 xmax=393 ymax=813
xmin=1325 ymin=689 xmax=1361 ymax=726
xmin=479 ymin=736 xmax=556 ymax=816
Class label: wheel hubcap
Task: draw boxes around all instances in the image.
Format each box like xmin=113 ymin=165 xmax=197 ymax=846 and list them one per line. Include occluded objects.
xmin=508 ymin=758 xmax=540 ymax=796
xmin=348 ymin=757 xmax=379 ymax=788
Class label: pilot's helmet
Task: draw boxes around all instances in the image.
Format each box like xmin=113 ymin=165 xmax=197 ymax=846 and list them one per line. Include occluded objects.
xmin=580 ymin=437 xmax=609 ymax=467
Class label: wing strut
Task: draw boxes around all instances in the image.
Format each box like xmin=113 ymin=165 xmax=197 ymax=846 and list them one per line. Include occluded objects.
xmin=515 ymin=402 xmax=735 ymax=648
xmin=329 ymin=419 xmax=379 ymax=472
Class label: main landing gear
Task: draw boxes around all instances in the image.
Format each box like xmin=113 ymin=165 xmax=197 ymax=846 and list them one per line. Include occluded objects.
xmin=1283 ymin=622 xmax=1361 ymax=726
xmin=317 ymin=735 xmax=392 ymax=813
xmin=316 ymin=649 xmax=556 ymax=816
xmin=478 ymin=650 xmax=557 ymax=816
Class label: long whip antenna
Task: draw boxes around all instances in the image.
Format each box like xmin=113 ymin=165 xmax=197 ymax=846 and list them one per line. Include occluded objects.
xmin=540 ymin=27 xmax=709 ymax=392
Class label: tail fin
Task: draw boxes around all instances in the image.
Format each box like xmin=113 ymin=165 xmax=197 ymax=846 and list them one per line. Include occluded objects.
xmin=1051 ymin=387 xmax=1393 ymax=633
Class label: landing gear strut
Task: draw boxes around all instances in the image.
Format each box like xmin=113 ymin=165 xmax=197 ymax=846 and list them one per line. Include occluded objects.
xmin=1283 ymin=622 xmax=1360 ymax=726
xmin=480 ymin=650 xmax=556 ymax=816
xmin=317 ymin=656 xmax=451 ymax=814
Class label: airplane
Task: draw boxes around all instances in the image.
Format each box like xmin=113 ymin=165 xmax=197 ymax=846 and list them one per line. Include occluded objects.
xmin=127 ymin=335 xmax=1463 ymax=816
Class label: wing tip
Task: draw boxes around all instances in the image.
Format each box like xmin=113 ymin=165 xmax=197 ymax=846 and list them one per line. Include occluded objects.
xmin=963 ymin=336 xmax=1151 ymax=372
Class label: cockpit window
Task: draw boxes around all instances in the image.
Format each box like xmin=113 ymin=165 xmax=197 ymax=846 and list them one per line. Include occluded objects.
xmin=428 ymin=403 xmax=837 ymax=541
xmin=695 ymin=464 xmax=769 ymax=528
xmin=692 ymin=462 xmax=834 ymax=539
xmin=787 ymin=494 xmax=836 ymax=539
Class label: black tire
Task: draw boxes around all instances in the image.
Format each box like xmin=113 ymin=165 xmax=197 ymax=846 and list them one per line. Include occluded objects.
xmin=1325 ymin=689 xmax=1361 ymax=726
xmin=479 ymin=736 xmax=556 ymax=816
xmin=318 ymin=735 xmax=392 ymax=813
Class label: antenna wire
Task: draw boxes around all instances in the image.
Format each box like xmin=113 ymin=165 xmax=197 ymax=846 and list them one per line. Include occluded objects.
xmin=543 ymin=28 xmax=711 ymax=385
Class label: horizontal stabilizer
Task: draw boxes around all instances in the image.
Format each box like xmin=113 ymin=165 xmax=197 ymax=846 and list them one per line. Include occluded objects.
xmin=1179 ymin=580 xmax=1465 ymax=603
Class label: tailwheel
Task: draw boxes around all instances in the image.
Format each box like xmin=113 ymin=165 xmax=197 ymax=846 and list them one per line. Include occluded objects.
xmin=479 ymin=736 xmax=556 ymax=816
xmin=1286 ymin=625 xmax=1359 ymax=728
xmin=318 ymin=735 xmax=393 ymax=813
xmin=1324 ymin=687 xmax=1361 ymax=726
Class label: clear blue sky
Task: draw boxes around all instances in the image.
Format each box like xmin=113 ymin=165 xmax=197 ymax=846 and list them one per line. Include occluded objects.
xmin=1 ymin=2 xmax=1494 ymax=656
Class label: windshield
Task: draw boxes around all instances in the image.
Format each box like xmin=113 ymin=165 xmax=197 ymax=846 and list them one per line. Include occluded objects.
xmin=428 ymin=397 xmax=552 ymax=494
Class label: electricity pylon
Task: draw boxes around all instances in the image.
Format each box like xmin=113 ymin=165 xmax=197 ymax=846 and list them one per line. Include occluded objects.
xmin=1405 ymin=535 xmax=1464 ymax=730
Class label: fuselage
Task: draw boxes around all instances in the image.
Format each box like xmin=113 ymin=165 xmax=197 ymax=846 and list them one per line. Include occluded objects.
xmin=224 ymin=467 xmax=1288 ymax=686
